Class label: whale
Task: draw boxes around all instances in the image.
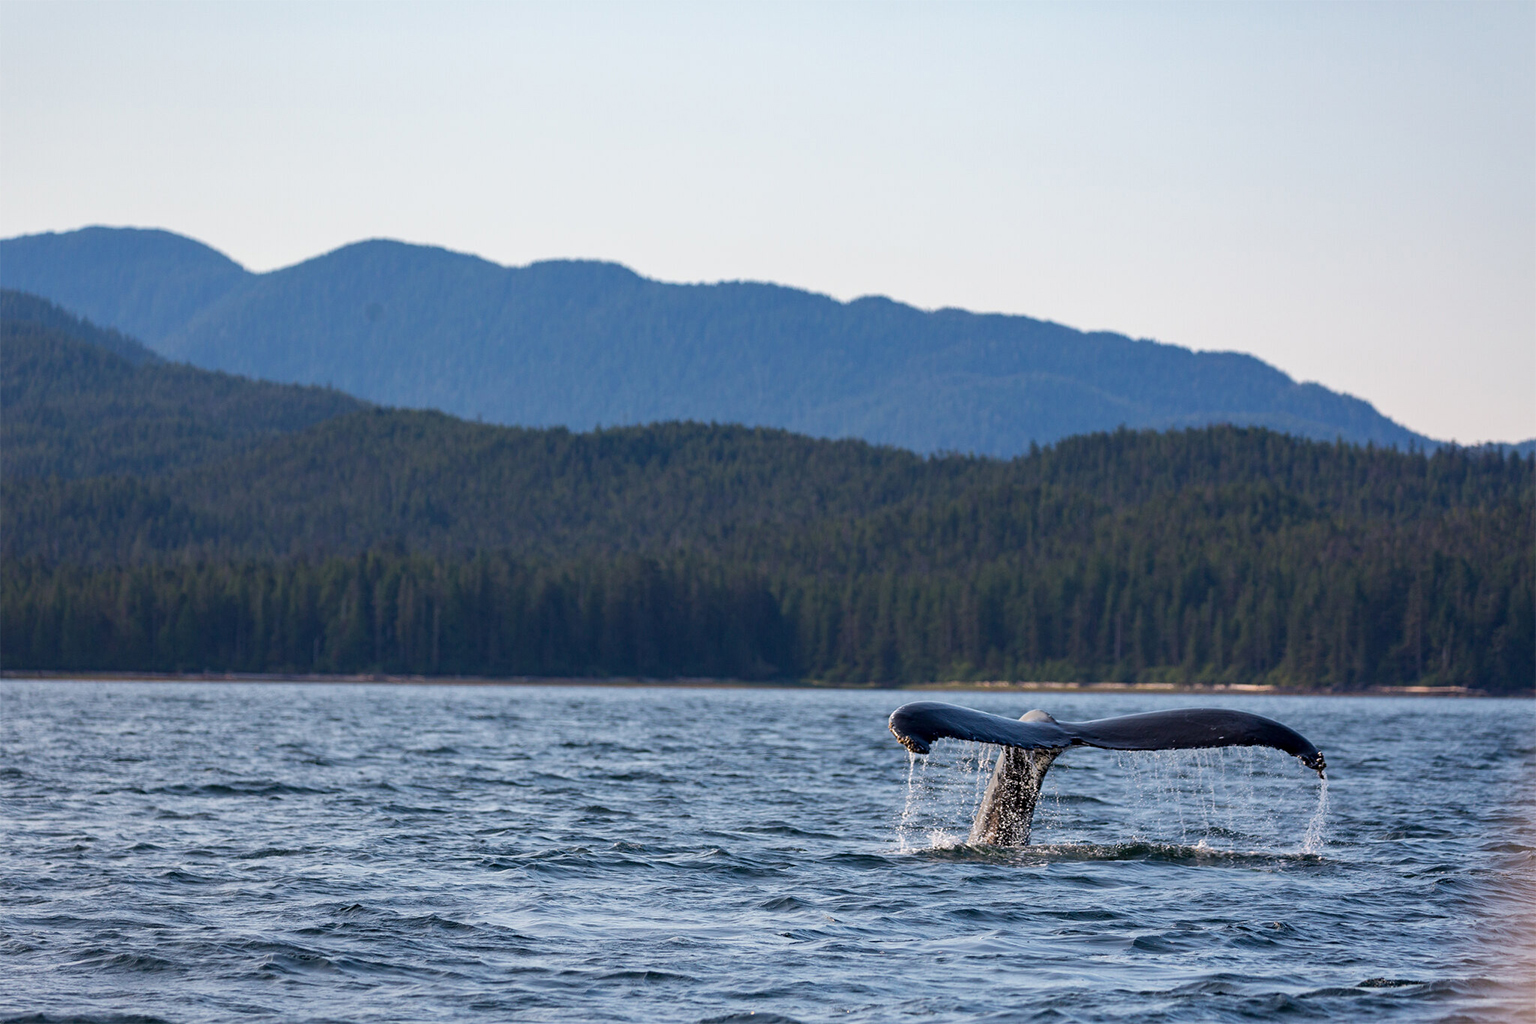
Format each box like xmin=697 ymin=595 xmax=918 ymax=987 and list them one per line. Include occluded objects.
xmin=888 ymin=701 xmax=1325 ymax=846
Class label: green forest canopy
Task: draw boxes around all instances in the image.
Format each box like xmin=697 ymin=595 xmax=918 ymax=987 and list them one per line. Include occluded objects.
xmin=4 ymin=291 xmax=1531 ymax=690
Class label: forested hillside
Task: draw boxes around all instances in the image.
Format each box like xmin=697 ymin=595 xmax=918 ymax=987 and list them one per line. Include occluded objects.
xmin=5 ymin=409 xmax=1527 ymax=566
xmin=2 ymin=290 xmax=366 ymax=479
xmin=2 ymin=290 xmax=162 ymax=365
xmin=1 ymin=226 xmax=1437 ymax=455
xmin=4 ymin=305 xmax=1529 ymax=691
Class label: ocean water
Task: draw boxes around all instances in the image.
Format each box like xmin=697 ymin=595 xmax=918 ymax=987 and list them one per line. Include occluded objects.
xmin=2 ymin=682 xmax=1532 ymax=1023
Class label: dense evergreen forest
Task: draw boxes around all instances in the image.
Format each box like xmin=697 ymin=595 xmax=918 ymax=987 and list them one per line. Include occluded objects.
xmin=3 ymin=294 xmax=1531 ymax=690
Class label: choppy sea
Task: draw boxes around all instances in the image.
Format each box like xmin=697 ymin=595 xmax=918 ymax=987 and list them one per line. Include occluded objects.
xmin=3 ymin=682 xmax=1532 ymax=1023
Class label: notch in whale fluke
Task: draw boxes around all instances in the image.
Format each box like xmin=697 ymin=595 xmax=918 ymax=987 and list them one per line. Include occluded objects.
xmin=888 ymin=700 xmax=1326 ymax=777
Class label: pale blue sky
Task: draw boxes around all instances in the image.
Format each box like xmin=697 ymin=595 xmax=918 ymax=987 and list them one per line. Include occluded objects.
xmin=2 ymin=1 xmax=1531 ymax=442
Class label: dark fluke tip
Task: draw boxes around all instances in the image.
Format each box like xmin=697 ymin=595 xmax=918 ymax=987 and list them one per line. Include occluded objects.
xmin=1303 ymin=750 xmax=1327 ymax=778
xmin=889 ymin=710 xmax=931 ymax=754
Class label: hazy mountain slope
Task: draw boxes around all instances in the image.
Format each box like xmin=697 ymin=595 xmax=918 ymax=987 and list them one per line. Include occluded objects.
xmin=0 ymin=227 xmax=251 ymax=343
xmin=1 ymin=289 xmax=163 ymax=365
xmin=2 ymin=291 xmax=366 ymax=479
xmin=1 ymin=227 xmax=1434 ymax=456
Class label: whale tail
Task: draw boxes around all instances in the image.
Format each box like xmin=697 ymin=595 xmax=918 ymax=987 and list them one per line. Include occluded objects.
xmin=970 ymin=712 xmax=1066 ymax=845
xmin=890 ymin=701 xmax=1326 ymax=847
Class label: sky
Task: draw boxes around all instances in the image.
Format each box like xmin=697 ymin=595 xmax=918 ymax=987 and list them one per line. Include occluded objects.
xmin=2 ymin=1 xmax=1532 ymax=443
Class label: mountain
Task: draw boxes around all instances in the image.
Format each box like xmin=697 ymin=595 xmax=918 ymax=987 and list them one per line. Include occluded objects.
xmin=3 ymin=309 xmax=1528 ymax=690
xmin=1 ymin=227 xmax=1438 ymax=456
xmin=0 ymin=228 xmax=249 ymax=343
xmin=1 ymin=290 xmax=366 ymax=479
xmin=1 ymin=289 xmax=162 ymax=365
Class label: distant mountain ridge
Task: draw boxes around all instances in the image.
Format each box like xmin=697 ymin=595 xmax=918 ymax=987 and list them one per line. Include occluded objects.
xmin=0 ymin=225 xmax=1471 ymax=456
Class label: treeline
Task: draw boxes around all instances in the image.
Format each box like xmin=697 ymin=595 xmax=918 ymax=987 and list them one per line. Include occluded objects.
xmin=2 ymin=553 xmax=792 ymax=681
xmin=4 ymin=294 xmax=1531 ymax=691
xmin=7 ymin=488 xmax=1529 ymax=689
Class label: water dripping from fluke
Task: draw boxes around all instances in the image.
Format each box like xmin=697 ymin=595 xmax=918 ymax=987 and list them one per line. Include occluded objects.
xmin=887 ymin=701 xmax=1328 ymax=854
xmin=898 ymin=741 xmax=994 ymax=853
xmin=1302 ymin=773 xmax=1331 ymax=855
xmin=897 ymin=750 xmax=919 ymax=853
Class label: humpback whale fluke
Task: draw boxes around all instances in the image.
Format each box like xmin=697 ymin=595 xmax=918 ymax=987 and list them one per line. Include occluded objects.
xmin=889 ymin=701 xmax=1326 ymax=846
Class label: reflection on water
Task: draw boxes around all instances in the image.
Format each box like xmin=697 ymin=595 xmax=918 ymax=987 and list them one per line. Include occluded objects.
xmin=2 ymin=682 xmax=1532 ymax=1023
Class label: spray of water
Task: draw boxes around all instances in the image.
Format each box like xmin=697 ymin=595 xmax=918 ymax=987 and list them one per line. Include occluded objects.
xmin=1112 ymin=746 xmax=1324 ymax=852
xmin=897 ymin=751 xmax=920 ymax=852
xmin=899 ymin=740 xmax=1329 ymax=855
xmin=1302 ymin=773 xmax=1330 ymax=854
xmin=896 ymin=740 xmax=997 ymax=851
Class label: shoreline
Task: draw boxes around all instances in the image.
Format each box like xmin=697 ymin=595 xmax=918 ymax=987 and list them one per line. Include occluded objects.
xmin=0 ymin=669 xmax=1507 ymax=697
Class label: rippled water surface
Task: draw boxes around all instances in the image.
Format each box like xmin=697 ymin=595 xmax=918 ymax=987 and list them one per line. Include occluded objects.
xmin=3 ymin=682 xmax=1533 ymax=1023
